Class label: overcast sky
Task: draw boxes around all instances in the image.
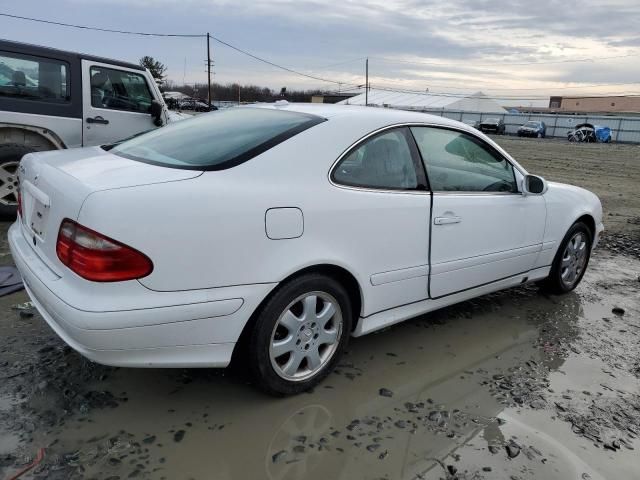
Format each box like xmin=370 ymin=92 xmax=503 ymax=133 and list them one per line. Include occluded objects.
xmin=2 ymin=0 xmax=639 ymax=103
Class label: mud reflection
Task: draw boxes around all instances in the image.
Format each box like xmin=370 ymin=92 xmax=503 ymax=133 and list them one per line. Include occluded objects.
xmin=20 ymin=285 xmax=587 ymax=480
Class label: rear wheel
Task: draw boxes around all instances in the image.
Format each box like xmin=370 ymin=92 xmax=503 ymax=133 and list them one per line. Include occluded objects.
xmin=248 ymin=274 xmax=352 ymax=396
xmin=538 ymin=222 xmax=592 ymax=294
xmin=0 ymin=144 xmax=34 ymax=218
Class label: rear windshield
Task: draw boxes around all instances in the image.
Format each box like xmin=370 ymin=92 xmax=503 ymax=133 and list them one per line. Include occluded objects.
xmin=110 ymin=107 xmax=326 ymax=170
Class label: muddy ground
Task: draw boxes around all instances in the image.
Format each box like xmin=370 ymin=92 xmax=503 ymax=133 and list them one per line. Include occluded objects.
xmin=1 ymin=136 xmax=639 ymax=480
xmin=496 ymin=136 xmax=640 ymax=258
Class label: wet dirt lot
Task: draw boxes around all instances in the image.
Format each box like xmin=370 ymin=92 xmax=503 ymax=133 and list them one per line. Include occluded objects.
xmin=1 ymin=137 xmax=639 ymax=480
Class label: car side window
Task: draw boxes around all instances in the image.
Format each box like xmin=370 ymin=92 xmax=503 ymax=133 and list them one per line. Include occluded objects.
xmin=0 ymin=51 xmax=69 ymax=102
xmin=410 ymin=127 xmax=518 ymax=193
xmin=332 ymin=128 xmax=419 ymax=190
xmin=90 ymin=66 xmax=153 ymax=113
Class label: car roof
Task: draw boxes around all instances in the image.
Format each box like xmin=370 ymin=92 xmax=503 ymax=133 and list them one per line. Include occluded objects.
xmin=0 ymin=39 xmax=145 ymax=72
xmin=247 ymin=102 xmax=528 ymax=175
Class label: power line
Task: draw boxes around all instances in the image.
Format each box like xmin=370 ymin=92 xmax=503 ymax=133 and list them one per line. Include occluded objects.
xmin=207 ymin=33 xmax=359 ymax=86
xmin=364 ymin=85 xmax=640 ymax=101
xmin=371 ymin=53 xmax=639 ymax=68
xmin=404 ymin=81 xmax=640 ymax=92
xmin=0 ymin=12 xmax=362 ymax=86
xmin=364 ymin=82 xmax=639 ymax=98
xmin=0 ymin=12 xmax=204 ymax=37
xmin=2 ymin=12 xmax=636 ymax=95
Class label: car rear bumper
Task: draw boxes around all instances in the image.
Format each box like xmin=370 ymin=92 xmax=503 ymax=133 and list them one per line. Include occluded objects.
xmin=9 ymin=222 xmax=275 ymax=368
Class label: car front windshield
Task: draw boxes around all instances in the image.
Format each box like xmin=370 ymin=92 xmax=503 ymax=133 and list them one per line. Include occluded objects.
xmin=525 ymin=122 xmax=539 ymax=128
xmin=485 ymin=118 xmax=499 ymax=123
xmin=110 ymin=107 xmax=325 ymax=170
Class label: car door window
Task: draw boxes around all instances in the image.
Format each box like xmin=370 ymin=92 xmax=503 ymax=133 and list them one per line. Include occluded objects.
xmin=411 ymin=127 xmax=517 ymax=193
xmin=332 ymin=128 xmax=420 ymax=190
xmin=0 ymin=51 xmax=69 ymax=102
xmin=90 ymin=66 xmax=153 ymax=113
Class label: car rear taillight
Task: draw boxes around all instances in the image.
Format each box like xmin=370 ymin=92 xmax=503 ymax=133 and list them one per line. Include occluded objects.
xmin=56 ymin=219 xmax=153 ymax=282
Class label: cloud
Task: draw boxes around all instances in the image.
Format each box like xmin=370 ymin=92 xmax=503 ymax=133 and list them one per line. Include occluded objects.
xmin=1 ymin=0 xmax=639 ymax=96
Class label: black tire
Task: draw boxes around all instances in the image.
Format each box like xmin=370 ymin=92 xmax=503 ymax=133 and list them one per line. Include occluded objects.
xmin=538 ymin=222 xmax=592 ymax=294
xmin=0 ymin=144 xmax=35 ymax=218
xmin=248 ymin=273 xmax=352 ymax=396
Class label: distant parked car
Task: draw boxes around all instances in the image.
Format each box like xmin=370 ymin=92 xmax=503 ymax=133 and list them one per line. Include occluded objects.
xmin=10 ymin=104 xmax=604 ymax=395
xmin=479 ymin=117 xmax=506 ymax=135
xmin=178 ymin=98 xmax=216 ymax=112
xmin=462 ymin=119 xmax=480 ymax=129
xmin=567 ymin=123 xmax=612 ymax=143
xmin=518 ymin=121 xmax=546 ymax=138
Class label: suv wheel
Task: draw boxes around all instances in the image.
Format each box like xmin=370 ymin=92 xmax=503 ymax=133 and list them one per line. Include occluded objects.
xmin=0 ymin=144 xmax=35 ymax=218
xmin=248 ymin=274 xmax=352 ymax=396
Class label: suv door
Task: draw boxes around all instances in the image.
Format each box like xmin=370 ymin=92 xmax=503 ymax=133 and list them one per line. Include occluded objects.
xmin=81 ymin=60 xmax=158 ymax=146
xmin=410 ymin=126 xmax=546 ymax=298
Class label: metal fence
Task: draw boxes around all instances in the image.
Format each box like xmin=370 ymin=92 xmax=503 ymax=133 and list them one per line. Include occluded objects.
xmin=402 ymin=108 xmax=640 ymax=143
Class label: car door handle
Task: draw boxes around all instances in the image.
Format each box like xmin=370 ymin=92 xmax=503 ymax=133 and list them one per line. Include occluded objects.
xmin=86 ymin=116 xmax=109 ymax=125
xmin=434 ymin=216 xmax=461 ymax=225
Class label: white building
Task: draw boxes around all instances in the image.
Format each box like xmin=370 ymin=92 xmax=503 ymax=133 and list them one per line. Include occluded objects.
xmin=339 ymin=89 xmax=507 ymax=113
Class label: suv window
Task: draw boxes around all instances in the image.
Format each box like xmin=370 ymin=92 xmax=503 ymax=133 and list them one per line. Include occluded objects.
xmin=0 ymin=51 xmax=69 ymax=102
xmin=90 ymin=66 xmax=153 ymax=113
xmin=333 ymin=128 xmax=419 ymax=190
xmin=411 ymin=127 xmax=517 ymax=193
xmin=110 ymin=107 xmax=325 ymax=170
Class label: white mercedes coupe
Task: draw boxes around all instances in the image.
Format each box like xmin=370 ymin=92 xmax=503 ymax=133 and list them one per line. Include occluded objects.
xmin=9 ymin=103 xmax=603 ymax=395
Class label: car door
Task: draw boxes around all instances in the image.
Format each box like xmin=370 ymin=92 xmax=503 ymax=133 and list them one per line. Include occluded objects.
xmin=330 ymin=126 xmax=431 ymax=315
xmin=81 ymin=60 xmax=158 ymax=146
xmin=410 ymin=126 xmax=546 ymax=298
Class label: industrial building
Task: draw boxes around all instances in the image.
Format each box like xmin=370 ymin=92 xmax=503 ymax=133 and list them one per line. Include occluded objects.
xmin=549 ymin=95 xmax=640 ymax=114
xmin=339 ymin=89 xmax=507 ymax=113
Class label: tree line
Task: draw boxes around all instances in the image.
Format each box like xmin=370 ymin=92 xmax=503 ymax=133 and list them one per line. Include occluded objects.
xmin=162 ymin=80 xmax=331 ymax=103
xmin=140 ymin=56 xmax=336 ymax=103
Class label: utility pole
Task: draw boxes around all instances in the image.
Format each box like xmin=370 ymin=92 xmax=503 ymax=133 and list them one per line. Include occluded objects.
xmin=207 ymin=32 xmax=212 ymax=108
xmin=365 ymin=57 xmax=368 ymax=106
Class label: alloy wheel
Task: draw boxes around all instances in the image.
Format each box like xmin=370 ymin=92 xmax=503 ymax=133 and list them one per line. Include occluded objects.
xmin=269 ymin=291 xmax=343 ymax=382
xmin=560 ymin=232 xmax=588 ymax=288
xmin=0 ymin=161 xmax=20 ymax=206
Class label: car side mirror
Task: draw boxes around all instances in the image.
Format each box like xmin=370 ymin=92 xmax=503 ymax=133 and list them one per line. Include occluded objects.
xmin=150 ymin=100 xmax=164 ymax=127
xmin=522 ymin=174 xmax=547 ymax=195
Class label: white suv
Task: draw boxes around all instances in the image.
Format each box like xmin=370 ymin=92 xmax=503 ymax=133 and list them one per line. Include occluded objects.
xmin=0 ymin=39 xmax=176 ymax=216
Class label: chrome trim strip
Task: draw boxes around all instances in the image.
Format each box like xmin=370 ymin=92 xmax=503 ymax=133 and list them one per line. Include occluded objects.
xmin=327 ymin=122 xmax=527 ymax=195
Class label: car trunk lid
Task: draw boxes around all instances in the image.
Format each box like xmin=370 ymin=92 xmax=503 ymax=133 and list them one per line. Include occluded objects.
xmin=18 ymin=147 xmax=201 ymax=276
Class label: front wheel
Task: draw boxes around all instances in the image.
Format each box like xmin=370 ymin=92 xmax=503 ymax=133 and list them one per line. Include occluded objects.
xmin=248 ymin=274 xmax=352 ymax=396
xmin=538 ymin=222 xmax=592 ymax=294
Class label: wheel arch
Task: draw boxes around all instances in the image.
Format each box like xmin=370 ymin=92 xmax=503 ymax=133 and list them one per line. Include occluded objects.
xmin=230 ymin=263 xmax=364 ymax=367
xmin=0 ymin=124 xmax=66 ymax=151
xmin=575 ymin=213 xmax=596 ymax=240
